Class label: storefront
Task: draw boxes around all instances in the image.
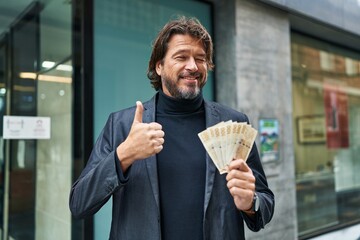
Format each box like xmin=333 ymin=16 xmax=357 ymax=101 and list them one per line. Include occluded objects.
xmin=0 ymin=1 xmax=73 ymax=239
xmin=1 ymin=0 xmax=360 ymax=240
xmin=291 ymin=32 xmax=360 ymax=238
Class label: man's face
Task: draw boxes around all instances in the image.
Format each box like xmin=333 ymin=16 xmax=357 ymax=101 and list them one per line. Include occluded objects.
xmin=156 ymin=34 xmax=208 ymax=99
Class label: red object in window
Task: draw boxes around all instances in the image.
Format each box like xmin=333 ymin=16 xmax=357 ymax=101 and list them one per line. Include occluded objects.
xmin=323 ymin=83 xmax=349 ymax=149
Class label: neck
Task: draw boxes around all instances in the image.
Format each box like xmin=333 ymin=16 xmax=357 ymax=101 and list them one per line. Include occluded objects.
xmin=156 ymin=90 xmax=204 ymax=114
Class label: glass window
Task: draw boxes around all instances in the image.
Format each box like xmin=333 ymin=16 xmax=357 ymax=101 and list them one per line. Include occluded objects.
xmin=36 ymin=1 xmax=72 ymax=238
xmin=291 ymin=33 xmax=360 ymax=237
xmin=0 ymin=1 xmax=73 ymax=239
xmin=0 ymin=33 xmax=7 ymax=240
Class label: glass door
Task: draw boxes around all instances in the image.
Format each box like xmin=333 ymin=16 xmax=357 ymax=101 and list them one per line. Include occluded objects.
xmin=8 ymin=7 xmax=38 ymax=239
xmin=0 ymin=33 xmax=8 ymax=240
xmin=0 ymin=1 xmax=73 ymax=239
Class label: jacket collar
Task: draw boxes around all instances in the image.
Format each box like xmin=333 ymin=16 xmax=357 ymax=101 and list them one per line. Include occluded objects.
xmin=143 ymin=95 xmax=160 ymax=211
xmin=203 ymin=101 xmax=220 ymax=215
xmin=143 ymin=93 xmax=220 ymax=215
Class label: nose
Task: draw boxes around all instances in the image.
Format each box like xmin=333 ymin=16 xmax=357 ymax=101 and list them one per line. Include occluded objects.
xmin=185 ymin=57 xmax=198 ymax=72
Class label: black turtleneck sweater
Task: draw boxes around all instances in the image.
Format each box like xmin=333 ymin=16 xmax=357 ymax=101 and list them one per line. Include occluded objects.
xmin=156 ymin=90 xmax=206 ymax=240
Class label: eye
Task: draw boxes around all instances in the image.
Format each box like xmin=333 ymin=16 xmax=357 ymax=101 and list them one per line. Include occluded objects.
xmin=175 ymin=55 xmax=186 ymax=61
xmin=196 ymin=57 xmax=206 ymax=63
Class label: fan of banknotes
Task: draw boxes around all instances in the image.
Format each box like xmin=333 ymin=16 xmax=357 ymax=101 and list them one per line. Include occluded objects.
xmin=198 ymin=121 xmax=258 ymax=174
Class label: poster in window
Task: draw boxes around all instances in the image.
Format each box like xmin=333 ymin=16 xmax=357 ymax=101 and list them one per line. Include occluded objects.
xmin=259 ymin=119 xmax=279 ymax=162
xmin=323 ymin=83 xmax=349 ymax=149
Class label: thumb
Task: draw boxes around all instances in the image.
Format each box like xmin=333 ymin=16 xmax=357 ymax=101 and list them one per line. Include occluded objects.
xmin=133 ymin=101 xmax=143 ymax=124
xmin=238 ymin=160 xmax=250 ymax=172
xmin=229 ymin=159 xmax=249 ymax=172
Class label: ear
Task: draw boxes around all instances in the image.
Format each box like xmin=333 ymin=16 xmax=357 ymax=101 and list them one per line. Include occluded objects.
xmin=155 ymin=61 xmax=162 ymax=76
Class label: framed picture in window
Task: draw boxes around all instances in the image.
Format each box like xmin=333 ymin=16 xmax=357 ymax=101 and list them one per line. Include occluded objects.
xmin=297 ymin=115 xmax=326 ymax=144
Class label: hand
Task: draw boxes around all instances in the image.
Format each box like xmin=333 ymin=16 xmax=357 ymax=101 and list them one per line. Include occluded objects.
xmin=226 ymin=159 xmax=256 ymax=212
xmin=117 ymin=101 xmax=164 ymax=171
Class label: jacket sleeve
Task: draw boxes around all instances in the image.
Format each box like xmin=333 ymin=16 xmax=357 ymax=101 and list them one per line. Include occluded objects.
xmin=242 ymin=142 xmax=275 ymax=232
xmin=69 ymin=113 xmax=129 ymax=219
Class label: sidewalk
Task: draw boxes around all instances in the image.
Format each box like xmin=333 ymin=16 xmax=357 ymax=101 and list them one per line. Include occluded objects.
xmin=309 ymin=224 xmax=360 ymax=240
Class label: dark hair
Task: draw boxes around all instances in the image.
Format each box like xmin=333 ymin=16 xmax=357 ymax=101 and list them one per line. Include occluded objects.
xmin=147 ymin=16 xmax=214 ymax=90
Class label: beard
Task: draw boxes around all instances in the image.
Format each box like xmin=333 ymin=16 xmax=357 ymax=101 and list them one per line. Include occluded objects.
xmin=162 ymin=72 xmax=205 ymax=100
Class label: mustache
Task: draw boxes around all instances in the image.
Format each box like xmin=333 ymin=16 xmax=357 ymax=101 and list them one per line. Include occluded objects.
xmin=179 ymin=72 xmax=201 ymax=78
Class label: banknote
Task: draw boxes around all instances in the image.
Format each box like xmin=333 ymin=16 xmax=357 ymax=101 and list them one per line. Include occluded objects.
xmin=198 ymin=121 xmax=257 ymax=174
xmin=234 ymin=123 xmax=257 ymax=161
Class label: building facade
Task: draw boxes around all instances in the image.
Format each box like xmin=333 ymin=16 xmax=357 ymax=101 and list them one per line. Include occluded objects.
xmin=0 ymin=0 xmax=359 ymax=239
xmin=211 ymin=1 xmax=360 ymax=239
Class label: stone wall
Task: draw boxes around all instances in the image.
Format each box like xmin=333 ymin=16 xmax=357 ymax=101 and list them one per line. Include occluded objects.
xmin=213 ymin=0 xmax=297 ymax=239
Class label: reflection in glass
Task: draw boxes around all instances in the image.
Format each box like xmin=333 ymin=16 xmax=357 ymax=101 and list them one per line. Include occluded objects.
xmin=0 ymin=35 xmax=7 ymax=240
xmin=9 ymin=9 xmax=38 ymax=239
xmin=1 ymin=0 xmax=73 ymax=239
xmin=292 ymin=33 xmax=360 ymax=237
xmin=36 ymin=0 xmax=73 ymax=239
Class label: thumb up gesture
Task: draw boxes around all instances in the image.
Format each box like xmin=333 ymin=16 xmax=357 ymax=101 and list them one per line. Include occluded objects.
xmin=117 ymin=101 xmax=164 ymax=172
xmin=133 ymin=100 xmax=145 ymax=124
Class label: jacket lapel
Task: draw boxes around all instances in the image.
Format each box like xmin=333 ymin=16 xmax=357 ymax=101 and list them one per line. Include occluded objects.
xmin=143 ymin=96 xmax=161 ymax=211
xmin=203 ymin=101 xmax=221 ymax=214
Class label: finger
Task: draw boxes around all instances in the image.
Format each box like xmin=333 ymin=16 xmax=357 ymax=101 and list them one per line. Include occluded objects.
xmin=133 ymin=101 xmax=144 ymax=124
xmin=154 ymin=145 xmax=163 ymax=153
xmin=227 ymin=177 xmax=254 ymax=190
xmin=226 ymin=166 xmax=254 ymax=183
xmin=153 ymin=130 xmax=165 ymax=138
xmin=148 ymin=122 xmax=163 ymax=130
xmin=228 ymin=185 xmax=247 ymax=197
xmin=229 ymin=159 xmax=250 ymax=172
xmin=155 ymin=137 xmax=165 ymax=145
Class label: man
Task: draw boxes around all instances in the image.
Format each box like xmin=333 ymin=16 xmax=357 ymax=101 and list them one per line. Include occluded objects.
xmin=70 ymin=16 xmax=274 ymax=240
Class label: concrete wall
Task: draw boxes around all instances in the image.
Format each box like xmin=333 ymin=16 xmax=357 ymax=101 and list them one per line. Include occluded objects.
xmin=213 ymin=0 xmax=297 ymax=239
xmin=258 ymin=0 xmax=360 ymax=36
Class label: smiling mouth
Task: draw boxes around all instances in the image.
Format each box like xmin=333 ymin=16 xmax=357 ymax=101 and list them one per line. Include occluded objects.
xmin=181 ymin=76 xmax=198 ymax=81
xmin=179 ymin=72 xmax=201 ymax=82
xmin=180 ymin=77 xmax=198 ymax=86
